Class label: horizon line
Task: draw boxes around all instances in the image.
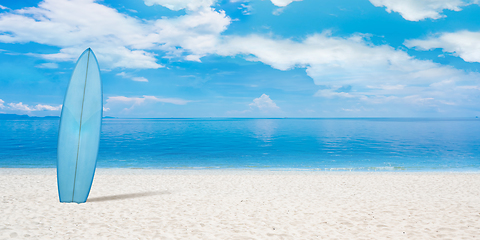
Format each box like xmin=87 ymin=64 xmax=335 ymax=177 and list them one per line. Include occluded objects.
xmin=0 ymin=113 xmax=479 ymax=120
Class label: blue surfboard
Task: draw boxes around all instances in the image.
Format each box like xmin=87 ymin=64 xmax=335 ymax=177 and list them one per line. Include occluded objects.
xmin=57 ymin=48 xmax=102 ymax=203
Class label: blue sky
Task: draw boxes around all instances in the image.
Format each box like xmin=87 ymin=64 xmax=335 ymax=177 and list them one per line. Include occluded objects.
xmin=0 ymin=0 xmax=479 ymax=118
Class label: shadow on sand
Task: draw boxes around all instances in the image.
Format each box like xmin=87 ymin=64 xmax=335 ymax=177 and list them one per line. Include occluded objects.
xmin=87 ymin=191 xmax=170 ymax=202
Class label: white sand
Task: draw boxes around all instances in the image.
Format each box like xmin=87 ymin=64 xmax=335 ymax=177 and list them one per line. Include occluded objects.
xmin=1 ymin=168 xmax=480 ymax=239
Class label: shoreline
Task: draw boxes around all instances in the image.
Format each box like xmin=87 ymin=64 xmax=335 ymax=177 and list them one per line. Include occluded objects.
xmin=1 ymin=167 xmax=480 ymax=175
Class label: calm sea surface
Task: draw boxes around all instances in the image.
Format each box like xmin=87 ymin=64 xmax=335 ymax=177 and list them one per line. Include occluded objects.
xmin=0 ymin=118 xmax=479 ymax=171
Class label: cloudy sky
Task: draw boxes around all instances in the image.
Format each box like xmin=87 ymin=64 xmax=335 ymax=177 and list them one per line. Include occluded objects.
xmin=0 ymin=0 xmax=479 ymax=118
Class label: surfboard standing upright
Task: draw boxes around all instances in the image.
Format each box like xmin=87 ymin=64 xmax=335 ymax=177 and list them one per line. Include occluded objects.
xmin=57 ymin=48 xmax=102 ymax=203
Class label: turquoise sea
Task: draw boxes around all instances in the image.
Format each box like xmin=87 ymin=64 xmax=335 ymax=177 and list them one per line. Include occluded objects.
xmin=1 ymin=118 xmax=479 ymax=171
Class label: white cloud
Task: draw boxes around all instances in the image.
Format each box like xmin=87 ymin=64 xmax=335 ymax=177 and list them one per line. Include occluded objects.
xmin=314 ymin=89 xmax=356 ymax=98
xmin=403 ymin=95 xmax=436 ymax=106
xmin=369 ymin=0 xmax=479 ymax=21
xmin=226 ymin=94 xmax=281 ymax=116
xmin=367 ymin=84 xmax=405 ymax=90
xmin=270 ymin=0 xmax=302 ymax=15
xmin=270 ymin=0 xmax=302 ymax=7
xmin=7 ymin=102 xmax=62 ymax=111
xmin=184 ymin=54 xmax=202 ymax=62
xmin=0 ymin=5 xmax=8 ymax=10
xmin=106 ymin=95 xmax=192 ymax=112
xmin=144 ymin=0 xmax=216 ymax=11
xmin=140 ymin=96 xmax=191 ymax=105
xmin=213 ymin=31 xmax=480 ymax=113
xmin=249 ymin=94 xmax=280 ymax=111
xmin=153 ymin=7 xmax=230 ymax=61
xmin=132 ymin=77 xmax=149 ymax=82
xmin=1 ymin=0 xmax=478 ymax=116
xmin=430 ymin=79 xmax=454 ymax=88
xmin=8 ymin=102 xmax=34 ymax=111
xmin=239 ymin=3 xmax=252 ymax=15
xmin=405 ymin=30 xmax=480 ymax=63
xmin=103 ymin=107 xmax=110 ymax=112
xmin=116 ymin=72 xmax=128 ymax=78
xmin=0 ymin=99 xmax=4 ymax=109
xmin=272 ymin=8 xmax=285 ymax=16
xmin=342 ymin=108 xmax=362 ymax=112
xmin=457 ymin=85 xmax=480 ymax=90
xmin=36 ymin=62 xmax=59 ymax=69
xmin=0 ymin=0 xmax=230 ymax=69
xmin=230 ymin=0 xmax=301 ymax=8
xmin=117 ymin=72 xmax=149 ymax=82
xmin=217 ymin=32 xmax=466 ymax=86
xmin=0 ymin=0 xmax=161 ymax=68
xmin=35 ymin=104 xmax=62 ymax=111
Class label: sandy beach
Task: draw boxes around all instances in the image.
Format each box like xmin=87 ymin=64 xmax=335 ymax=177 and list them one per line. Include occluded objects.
xmin=1 ymin=169 xmax=480 ymax=239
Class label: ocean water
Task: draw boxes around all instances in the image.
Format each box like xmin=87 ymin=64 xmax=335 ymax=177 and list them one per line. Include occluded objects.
xmin=0 ymin=118 xmax=479 ymax=171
